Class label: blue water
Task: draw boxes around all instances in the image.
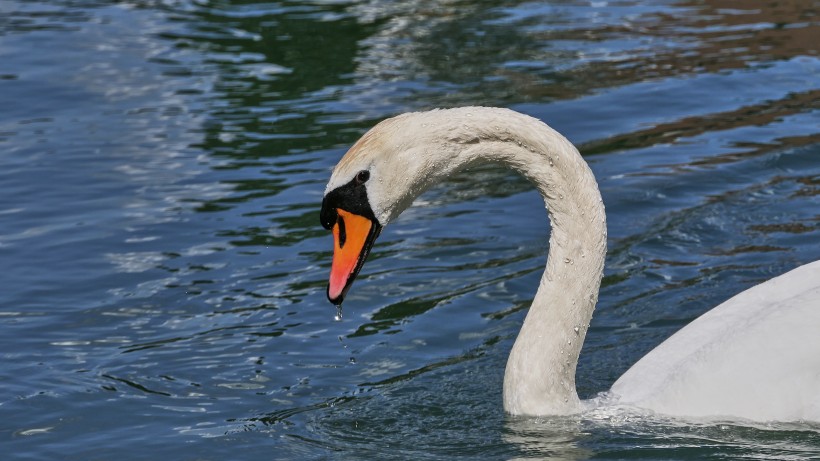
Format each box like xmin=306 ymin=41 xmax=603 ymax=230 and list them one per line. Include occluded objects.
xmin=1 ymin=0 xmax=819 ymax=459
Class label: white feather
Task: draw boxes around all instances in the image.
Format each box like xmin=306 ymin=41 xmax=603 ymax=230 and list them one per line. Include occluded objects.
xmin=325 ymin=106 xmax=820 ymax=422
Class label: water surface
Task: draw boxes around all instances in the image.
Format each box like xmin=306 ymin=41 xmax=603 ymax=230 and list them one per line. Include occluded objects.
xmin=1 ymin=0 xmax=819 ymax=459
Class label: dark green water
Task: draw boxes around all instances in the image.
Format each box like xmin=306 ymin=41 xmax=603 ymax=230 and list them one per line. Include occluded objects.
xmin=1 ymin=0 xmax=819 ymax=459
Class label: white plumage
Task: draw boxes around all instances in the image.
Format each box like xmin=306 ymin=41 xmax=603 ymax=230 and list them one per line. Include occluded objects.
xmin=324 ymin=106 xmax=820 ymax=422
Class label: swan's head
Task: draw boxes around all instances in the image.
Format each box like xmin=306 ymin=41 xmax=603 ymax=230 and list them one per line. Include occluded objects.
xmin=320 ymin=111 xmax=460 ymax=305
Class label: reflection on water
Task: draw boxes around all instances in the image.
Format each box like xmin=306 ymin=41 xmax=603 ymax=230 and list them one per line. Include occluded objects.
xmin=504 ymin=416 xmax=591 ymax=461
xmin=0 ymin=0 xmax=818 ymax=459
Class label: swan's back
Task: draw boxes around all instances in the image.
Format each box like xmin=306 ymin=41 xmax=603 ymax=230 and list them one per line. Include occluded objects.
xmin=611 ymin=260 xmax=820 ymax=422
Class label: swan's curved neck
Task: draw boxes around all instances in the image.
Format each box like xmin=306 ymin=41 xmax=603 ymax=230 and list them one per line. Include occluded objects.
xmin=404 ymin=108 xmax=607 ymax=415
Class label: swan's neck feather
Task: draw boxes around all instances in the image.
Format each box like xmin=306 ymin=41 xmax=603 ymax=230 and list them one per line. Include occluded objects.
xmin=339 ymin=107 xmax=607 ymax=415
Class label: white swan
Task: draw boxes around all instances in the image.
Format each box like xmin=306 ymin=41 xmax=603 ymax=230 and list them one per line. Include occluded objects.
xmin=319 ymin=107 xmax=820 ymax=422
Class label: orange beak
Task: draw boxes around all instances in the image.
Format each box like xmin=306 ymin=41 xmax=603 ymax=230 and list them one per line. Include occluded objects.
xmin=327 ymin=209 xmax=381 ymax=304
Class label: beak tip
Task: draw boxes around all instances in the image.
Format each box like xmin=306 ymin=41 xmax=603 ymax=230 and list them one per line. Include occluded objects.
xmin=327 ymin=282 xmax=346 ymax=305
xmin=328 ymin=296 xmax=343 ymax=306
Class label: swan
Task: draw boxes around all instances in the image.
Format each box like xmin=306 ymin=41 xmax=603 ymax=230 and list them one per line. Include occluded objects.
xmin=319 ymin=106 xmax=820 ymax=422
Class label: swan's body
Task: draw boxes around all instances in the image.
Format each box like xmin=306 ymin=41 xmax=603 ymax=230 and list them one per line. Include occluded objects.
xmin=612 ymin=260 xmax=820 ymax=421
xmin=320 ymin=106 xmax=820 ymax=422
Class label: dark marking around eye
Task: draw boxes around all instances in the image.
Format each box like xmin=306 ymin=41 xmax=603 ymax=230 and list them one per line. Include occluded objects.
xmin=356 ymin=170 xmax=370 ymax=184
xmin=321 ymin=172 xmax=377 ymax=230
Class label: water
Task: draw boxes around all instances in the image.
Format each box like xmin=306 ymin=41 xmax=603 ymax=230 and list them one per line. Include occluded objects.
xmin=1 ymin=0 xmax=819 ymax=459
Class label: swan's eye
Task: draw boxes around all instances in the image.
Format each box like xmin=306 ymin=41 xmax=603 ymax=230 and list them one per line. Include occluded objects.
xmin=355 ymin=170 xmax=370 ymax=184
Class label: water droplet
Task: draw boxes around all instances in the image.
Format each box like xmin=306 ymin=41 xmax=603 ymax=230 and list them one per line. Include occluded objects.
xmin=573 ymin=326 xmax=580 ymax=334
xmin=548 ymin=157 xmax=554 ymax=166
xmin=334 ymin=304 xmax=343 ymax=322
xmin=564 ymin=257 xmax=571 ymax=264
xmin=349 ymin=357 xmax=356 ymax=364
